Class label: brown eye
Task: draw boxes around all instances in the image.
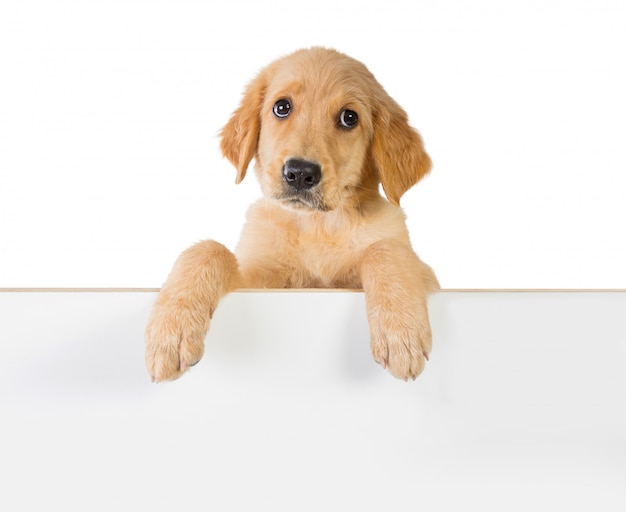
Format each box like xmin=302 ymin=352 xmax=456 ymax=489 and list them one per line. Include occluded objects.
xmin=273 ymin=99 xmax=292 ymax=118
xmin=338 ymin=109 xmax=358 ymax=129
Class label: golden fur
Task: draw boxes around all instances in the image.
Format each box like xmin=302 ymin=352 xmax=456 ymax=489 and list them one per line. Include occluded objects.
xmin=145 ymin=47 xmax=439 ymax=382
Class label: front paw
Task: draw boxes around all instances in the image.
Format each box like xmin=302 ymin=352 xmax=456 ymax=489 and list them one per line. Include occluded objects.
xmin=369 ymin=310 xmax=432 ymax=381
xmin=144 ymin=303 xmax=209 ymax=382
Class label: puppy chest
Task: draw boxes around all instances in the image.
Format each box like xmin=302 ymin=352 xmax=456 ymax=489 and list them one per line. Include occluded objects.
xmin=294 ymin=231 xmax=363 ymax=287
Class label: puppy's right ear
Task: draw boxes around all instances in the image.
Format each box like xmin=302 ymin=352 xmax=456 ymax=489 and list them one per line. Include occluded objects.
xmin=219 ymin=70 xmax=267 ymax=184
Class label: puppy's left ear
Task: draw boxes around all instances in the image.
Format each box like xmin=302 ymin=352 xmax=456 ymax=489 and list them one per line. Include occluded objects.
xmin=219 ymin=70 xmax=267 ymax=184
xmin=372 ymin=96 xmax=432 ymax=206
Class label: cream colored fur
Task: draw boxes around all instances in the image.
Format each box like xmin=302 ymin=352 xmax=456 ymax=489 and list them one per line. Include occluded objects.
xmin=145 ymin=47 xmax=439 ymax=382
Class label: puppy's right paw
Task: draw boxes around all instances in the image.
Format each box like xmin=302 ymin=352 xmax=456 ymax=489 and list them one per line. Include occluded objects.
xmin=144 ymin=304 xmax=209 ymax=382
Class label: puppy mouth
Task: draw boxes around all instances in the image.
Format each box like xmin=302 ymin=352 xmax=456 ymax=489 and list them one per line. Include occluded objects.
xmin=276 ymin=191 xmax=330 ymax=212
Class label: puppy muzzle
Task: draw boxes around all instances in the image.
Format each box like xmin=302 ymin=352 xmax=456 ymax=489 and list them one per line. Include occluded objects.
xmin=279 ymin=158 xmax=328 ymax=211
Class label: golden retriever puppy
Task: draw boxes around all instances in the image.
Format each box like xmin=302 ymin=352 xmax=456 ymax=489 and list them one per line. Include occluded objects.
xmin=145 ymin=47 xmax=439 ymax=382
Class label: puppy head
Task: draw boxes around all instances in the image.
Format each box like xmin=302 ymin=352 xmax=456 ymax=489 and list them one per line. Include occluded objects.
xmin=220 ymin=47 xmax=431 ymax=210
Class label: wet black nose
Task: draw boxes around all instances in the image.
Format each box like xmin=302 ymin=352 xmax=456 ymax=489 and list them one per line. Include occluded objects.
xmin=282 ymin=159 xmax=321 ymax=190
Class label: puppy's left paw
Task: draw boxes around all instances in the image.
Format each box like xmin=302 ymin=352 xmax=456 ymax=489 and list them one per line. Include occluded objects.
xmin=369 ymin=311 xmax=432 ymax=381
xmin=144 ymin=301 xmax=209 ymax=382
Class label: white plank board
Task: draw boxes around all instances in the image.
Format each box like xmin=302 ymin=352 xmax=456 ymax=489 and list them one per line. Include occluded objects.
xmin=1 ymin=291 xmax=625 ymax=510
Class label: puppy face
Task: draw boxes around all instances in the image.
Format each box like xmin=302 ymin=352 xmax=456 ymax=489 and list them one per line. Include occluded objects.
xmin=255 ymin=56 xmax=375 ymax=211
xmin=220 ymin=47 xmax=431 ymax=211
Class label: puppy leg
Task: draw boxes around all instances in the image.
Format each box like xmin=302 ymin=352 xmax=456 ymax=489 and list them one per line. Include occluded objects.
xmin=145 ymin=240 xmax=241 ymax=382
xmin=360 ymin=239 xmax=439 ymax=380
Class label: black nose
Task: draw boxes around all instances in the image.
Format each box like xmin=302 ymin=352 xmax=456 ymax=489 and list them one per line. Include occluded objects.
xmin=282 ymin=159 xmax=321 ymax=190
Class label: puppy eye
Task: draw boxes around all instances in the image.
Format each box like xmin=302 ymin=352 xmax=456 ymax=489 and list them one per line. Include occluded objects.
xmin=338 ymin=109 xmax=358 ymax=129
xmin=273 ymin=99 xmax=292 ymax=119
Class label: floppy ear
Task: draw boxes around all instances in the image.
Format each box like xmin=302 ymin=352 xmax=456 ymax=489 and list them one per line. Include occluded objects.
xmin=372 ymin=96 xmax=432 ymax=206
xmin=219 ymin=70 xmax=267 ymax=184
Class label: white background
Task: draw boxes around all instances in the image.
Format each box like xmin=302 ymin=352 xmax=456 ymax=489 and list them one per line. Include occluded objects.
xmin=1 ymin=0 xmax=625 ymax=288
